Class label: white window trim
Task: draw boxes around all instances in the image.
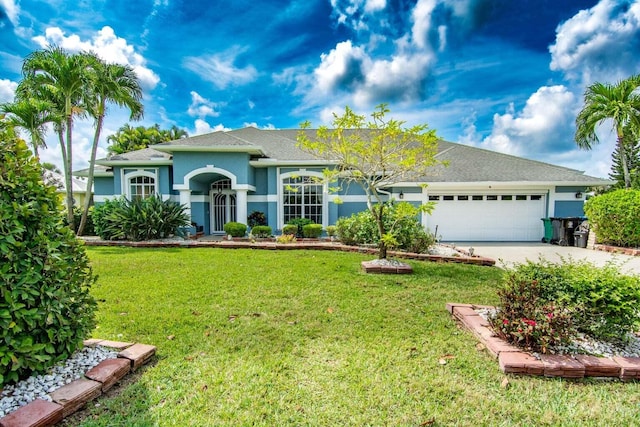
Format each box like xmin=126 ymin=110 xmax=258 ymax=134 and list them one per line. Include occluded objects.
xmin=278 ymin=169 xmax=328 ymax=229
xmin=122 ymin=169 xmax=158 ymax=199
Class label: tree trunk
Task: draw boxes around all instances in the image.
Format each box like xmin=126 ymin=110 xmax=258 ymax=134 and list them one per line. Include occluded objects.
xmin=64 ymin=116 xmax=75 ymax=232
xmin=374 ymin=203 xmax=387 ymax=259
xmin=618 ymin=135 xmax=632 ymax=189
xmin=78 ymin=112 xmax=104 ymax=236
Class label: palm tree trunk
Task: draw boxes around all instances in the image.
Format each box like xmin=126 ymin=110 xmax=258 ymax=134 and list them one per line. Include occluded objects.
xmin=617 ymin=134 xmax=632 ymax=189
xmin=64 ymin=116 xmax=75 ymax=231
xmin=78 ymin=112 xmax=104 ymax=235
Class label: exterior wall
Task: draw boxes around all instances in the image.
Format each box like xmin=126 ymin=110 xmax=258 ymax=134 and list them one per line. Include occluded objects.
xmin=554 ymin=201 xmax=586 ymax=217
xmin=93 ymin=177 xmax=114 ymax=199
xmin=550 ymin=186 xmax=588 ymax=217
xmin=173 ymin=152 xmax=251 ymax=186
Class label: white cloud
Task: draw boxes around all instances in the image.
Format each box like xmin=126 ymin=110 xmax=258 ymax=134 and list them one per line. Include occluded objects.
xmin=0 ymin=0 xmax=19 ymax=26
xmin=314 ymin=40 xmax=368 ymax=93
xmin=192 ymin=119 xmax=230 ymax=136
xmin=242 ymin=122 xmax=276 ymax=130
xmin=480 ymin=85 xmax=577 ymax=157
xmin=183 ymin=47 xmax=258 ymax=89
xmin=411 ymin=0 xmax=437 ymax=50
xmin=364 ymin=0 xmax=386 ymax=13
xmin=0 ymin=78 xmax=17 ymax=102
xmin=32 ymin=26 xmax=160 ymax=90
xmin=550 ymin=0 xmax=640 ymax=84
xmin=187 ymin=91 xmax=221 ymax=119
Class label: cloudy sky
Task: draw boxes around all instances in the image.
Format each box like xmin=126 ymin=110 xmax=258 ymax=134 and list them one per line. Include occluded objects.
xmin=1 ymin=0 xmax=639 ymax=178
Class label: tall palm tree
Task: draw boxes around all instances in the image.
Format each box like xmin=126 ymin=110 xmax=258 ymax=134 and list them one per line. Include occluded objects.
xmin=77 ymin=53 xmax=144 ymax=235
xmin=575 ymin=74 xmax=640 ymax=188
xmin=0 ymin=98 xmax=55 ymax=159
xmin=20 ymin=46 xmax=92 ymax=229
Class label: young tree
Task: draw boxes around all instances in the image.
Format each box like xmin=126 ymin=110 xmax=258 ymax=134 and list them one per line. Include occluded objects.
xmin=575 ymin=74 xmax=640 ymax=189
xmin=609 ymin=124 xmax=640 ymax=189
xmin=77 ymin=53 xmax=144 ymax=236
xmin=0 ymin=98 xmax=55 ymax=159
xmin=297 ymin=104 xmax=442 ymax=259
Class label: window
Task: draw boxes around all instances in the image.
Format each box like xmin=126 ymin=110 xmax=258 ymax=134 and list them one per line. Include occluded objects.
xmin=501 ymin=195 xmax=513 ymax=201
xmin=428 ymin=195 xmax=440 ymax=201
xmin=487 ymin=195 xmax=498 ymax=201
xmin=472 ymin=195 xmax=483 ymax=201
xmin=530 ymin=195 xmax=542 ymax=201
xmin=458 ymin=195 xmax=469 ymax=201
xmin=516 ymin=195 xmax=527 ymax=201
xmin=443 ymin=195 xmax=454 ymax=201
xmin=129 ymin=175 xmax=156 ymax=200
xmin=282 ymin=175 xmax=323 ymax=224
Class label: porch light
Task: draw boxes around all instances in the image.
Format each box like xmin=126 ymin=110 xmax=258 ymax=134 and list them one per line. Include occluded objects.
xmin=575 ymin=192 xmax=582 ymax=199
xmin=399 ymin=191 xmax=404 ymax=200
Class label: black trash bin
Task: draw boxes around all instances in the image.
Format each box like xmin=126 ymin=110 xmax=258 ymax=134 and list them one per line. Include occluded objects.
xmin=574 ymin=231 xmax=588 ymax=248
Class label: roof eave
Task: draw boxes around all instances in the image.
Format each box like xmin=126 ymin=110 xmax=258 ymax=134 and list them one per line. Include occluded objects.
xmin=152 ymin=144 xmax=265 ymax=155
xmin=249 ymin=159 xmax=338 ymax=167
xmin=95 ymin=159 xmax=174 ymax=167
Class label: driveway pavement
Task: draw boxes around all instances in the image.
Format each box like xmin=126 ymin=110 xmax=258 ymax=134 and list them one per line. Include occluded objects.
xmin=455 ymin=242 xmax=640 ymax=275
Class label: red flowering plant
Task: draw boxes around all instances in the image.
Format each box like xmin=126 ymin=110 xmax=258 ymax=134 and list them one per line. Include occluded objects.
xmin=489 ymin=275 xmax=575 ymax=354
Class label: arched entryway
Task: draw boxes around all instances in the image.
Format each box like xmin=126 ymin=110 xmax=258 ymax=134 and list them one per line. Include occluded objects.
xmin=210 ymin=179 xmax=236 ymax=233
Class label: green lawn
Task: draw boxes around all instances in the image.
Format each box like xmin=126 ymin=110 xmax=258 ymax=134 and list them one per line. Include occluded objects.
xmin=69 ymin=247 xmax=640 ymax=426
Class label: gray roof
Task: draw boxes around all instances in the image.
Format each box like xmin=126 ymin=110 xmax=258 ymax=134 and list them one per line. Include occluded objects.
xmin=84 ymin=127 xmax=609 ymax=185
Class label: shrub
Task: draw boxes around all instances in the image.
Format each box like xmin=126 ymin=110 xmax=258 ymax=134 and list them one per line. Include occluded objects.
xmin=64 ymin=206 xmax=95 ymax=235
xmin=286 ymin=218 xmax=314 ymax=237
xmin=335 ymin=202 xmax=435 ymax=253
xmin=282 ymin=224 xmax=298 ymax=235
xmin=0 ymin=136 xmax=96 ymax=386
xmin=302 ymin=224 xmax=323 ymax=238
xmin=326 ymin=225 xmax=337 ymax=237
xmin=489 ymin=276 xmax=575 ymax=354
xmin=510 ymin=258 xmax=640 ymax=342
xmin=276 ymin=234 xmax=297 ymax=244
xmin=224 ymin=222 xmax=247 ymax=237
xmin=248 ymin=211 xmax=267 ymax=228
xmin=93 ymin=196 xmax=190 ymax=241
xmin=584 ymin=189 xmax=640 ymax=247
xmin=251 ymin=225 xmax=272 ymax=238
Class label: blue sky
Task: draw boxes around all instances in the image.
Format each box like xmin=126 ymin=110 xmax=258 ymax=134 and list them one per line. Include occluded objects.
xmin=1 ymin=0 xmax=640 ymax=178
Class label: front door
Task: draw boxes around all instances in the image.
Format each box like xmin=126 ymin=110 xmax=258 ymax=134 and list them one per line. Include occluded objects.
xmin=210 ymin=179 xmax=236 ymax=233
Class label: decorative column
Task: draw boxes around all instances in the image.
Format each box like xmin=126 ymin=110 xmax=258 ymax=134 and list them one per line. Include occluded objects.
xmin=179 ymin=189 xmax=192 ymax=221
xmin=235 ymin=189 xmax=248 ymax=225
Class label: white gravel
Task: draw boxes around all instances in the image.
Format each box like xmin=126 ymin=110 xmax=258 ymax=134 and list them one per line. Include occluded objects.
xmin=476 ymin=308 xmax=640 ymax=358
xmin=0 ymin=346 xmax=117 ymax=418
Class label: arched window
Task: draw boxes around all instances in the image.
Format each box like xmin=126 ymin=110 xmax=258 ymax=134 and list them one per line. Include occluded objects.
xmin=282 ymin=175 xmax=323 ymax=224
xmin=124 ymin=171 xmax=157 ymax=200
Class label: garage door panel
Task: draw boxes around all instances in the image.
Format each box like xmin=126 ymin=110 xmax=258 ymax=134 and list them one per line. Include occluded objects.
xmin=426 ymin=195 xmax=545 ymax=242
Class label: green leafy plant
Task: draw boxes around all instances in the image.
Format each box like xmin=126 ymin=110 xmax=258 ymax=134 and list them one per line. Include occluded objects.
xmin=335 ymin=202 xmax=435 ymax=253
xmin=326 ymin=225 xmax=337 ymax=237
xmin=224 ymin=221 xmax=247 ymax=238
xmin=490 ymin=277 xmax=575 ymax=354
xmin=247 ymin=211 xmax=267 ymax=228
xmin=302 ymin=223 xmax=323 ymax=238
xmin=0 ymin=136 xmax=96 ymax=386
xmin=276 ymin=234 xmax=297 ymax=244
xmin=286 ymin=217 xmax=314 ymax=237
xmin=93 ymin=196 xmax=190 ymax=241
xmin=282 ymin=224 xmax=298 ymax=236
xmin=584 ymin=189 xmax=640 ymax=247
xmin=250 ymin=225 xmax=272 ymax=238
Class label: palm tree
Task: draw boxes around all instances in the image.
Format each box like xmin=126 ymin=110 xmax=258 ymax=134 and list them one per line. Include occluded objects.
xmin=575 ymin=75 xmax=640 ymax=188
xmin=19 ymin=46 xmax=93 ymax=230
xmin=1 ymin=98 xmax=56 ymax=159
xmin=77 ymin=53 xmax=144 ymax=235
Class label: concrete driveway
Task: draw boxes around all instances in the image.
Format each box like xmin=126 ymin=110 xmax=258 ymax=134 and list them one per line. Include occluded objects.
xmin=455 ymin=242 xmax=640 ymax=275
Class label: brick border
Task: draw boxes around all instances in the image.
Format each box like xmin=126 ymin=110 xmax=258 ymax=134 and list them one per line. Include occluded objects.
xmin=82 ymin=239 xmax=496 ymax=267
xmin=593 ymin=244 xmax=640 ymax=257
xmin=446 ymin=303 xmax=640 ymax=380
xmin=0 ymin=340 xmax=156 ymax=427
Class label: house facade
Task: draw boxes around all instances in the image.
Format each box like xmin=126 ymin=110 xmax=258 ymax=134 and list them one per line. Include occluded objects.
xmin=82 ymin=127 xmax=610 ymax=242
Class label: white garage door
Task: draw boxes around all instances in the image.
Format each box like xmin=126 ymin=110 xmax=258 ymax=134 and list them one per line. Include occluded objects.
xmin=425 ymin=194 xmax=546 ymax=242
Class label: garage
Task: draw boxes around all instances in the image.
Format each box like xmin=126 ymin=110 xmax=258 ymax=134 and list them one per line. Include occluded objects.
xmin=425 ymin=193 xmax=546 ymax=242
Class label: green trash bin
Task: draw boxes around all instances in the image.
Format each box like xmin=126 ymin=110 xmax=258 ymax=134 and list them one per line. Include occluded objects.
xmin=541 ymin=218 xmax=553 ymax=243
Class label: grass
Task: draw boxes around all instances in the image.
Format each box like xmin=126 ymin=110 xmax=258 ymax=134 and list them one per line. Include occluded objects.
xmin=67 ymin=247 xmax=640 ymax=426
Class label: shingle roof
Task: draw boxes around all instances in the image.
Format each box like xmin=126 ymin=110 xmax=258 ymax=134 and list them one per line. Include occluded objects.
xmin=86 ymin=127 xmax=609 ymax=185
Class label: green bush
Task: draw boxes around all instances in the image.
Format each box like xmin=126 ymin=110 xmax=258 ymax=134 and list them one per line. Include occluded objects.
xmin=335 ymin=202 xmax=435 ymax=253
xmin=494 ymin=260 xmax=640 ymax=345
xmin=326 ymin=225 xmax=337 ymax=237
xmin=282 ymin=224 xmax=298 ymax=235
xmin=584 ymin=189 xmax=640 ymax=247
xmin=64 ymin=206 xmax=95 ymax=235
xmin=509 ymin=258 xmax=640 ymax=342
xmin=0 ymin=136 xmax=96 ymax=387
xmin=286 ymin=218 xmax=314 ymax=237
xmin=93 ymin=196 xmax=190 ymax=241
xmin=248 ymin=211 xmax=267 ymax=228
xmin=276 ymin=234 xmax=297 ymax=244
xmin=302 ymin=223 xmax=323 ymax=238
xmin=224 ymin=222 xmax=247 ymax=237
xmin=251 ymin=225 xmax=272 ymax=238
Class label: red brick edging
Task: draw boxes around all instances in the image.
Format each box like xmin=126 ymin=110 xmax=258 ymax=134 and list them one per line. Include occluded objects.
xmin=82 ymin=239 xmax=496 ymax=267
xmin=447 ymin=303 xmax=640 ymax=380
xmin=593 ymin=244 xmax=640 ymax=256
xmin=0 ymin=340 xmax=156 ymax=427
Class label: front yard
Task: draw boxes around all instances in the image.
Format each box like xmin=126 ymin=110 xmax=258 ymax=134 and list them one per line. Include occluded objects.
xmin=70 ymin=247 xmax=640 ymax=426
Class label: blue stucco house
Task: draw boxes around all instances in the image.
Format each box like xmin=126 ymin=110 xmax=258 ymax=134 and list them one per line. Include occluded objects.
xmin=80 ymin=127 xmax=610 ymax=241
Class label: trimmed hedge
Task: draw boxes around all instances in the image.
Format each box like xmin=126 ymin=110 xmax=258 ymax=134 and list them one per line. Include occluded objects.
xmin=251 ymin=225 xmax=272 ymax=238
xmin=224 ymin=222 xmax=247 ymax=237
xmin=302 ymin=223 xmax=323 ymax=238
xmin=584 ymin=189 xmax=640 ymax=247
xmin=0 ymin=136 xmax=96 ymax=386
xmin=282 ymin=224 xmax=298 ymax=236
